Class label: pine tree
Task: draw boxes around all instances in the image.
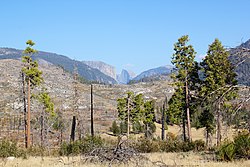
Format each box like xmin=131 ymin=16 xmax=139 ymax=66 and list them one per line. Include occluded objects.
xmin=200 ymin=38 xmax=238 ymax=146
xmin=170 ymin=35 xmax=198 ymax=141
xmin=22 ymin=40 xmax=43 ymax=148
xmin=143 ymin=100 xmax=155 ymax=138
xmin=117 ymin=92 xmax=156 ymax=137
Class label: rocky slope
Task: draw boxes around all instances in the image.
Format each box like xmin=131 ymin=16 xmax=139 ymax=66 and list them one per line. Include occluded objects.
xmin=230 ymin=39 xmax=250 ymax=86
xmin=82 ymin=61 xmax=116 ymax=80
xmin=0 ymin=59 xmax=174 ymax=142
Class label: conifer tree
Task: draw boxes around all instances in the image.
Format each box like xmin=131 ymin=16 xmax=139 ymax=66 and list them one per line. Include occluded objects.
xmin=117 ymin=92 xmax=156 ymax=137
xmin=200 ymin=39 xmax=238 ymax=146
xmin=169 ymin=35 xmax=198 ymax=141
xmin=143 ymin=100 xmax=155 ymax=138
xmin=22 ymin=40 xmax=43 ymax=148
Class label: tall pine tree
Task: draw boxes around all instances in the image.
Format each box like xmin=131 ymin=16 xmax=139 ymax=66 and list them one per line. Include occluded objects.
xmin=22 ymin=40 xmax=43 ymax=148
xmin=200 ymin=39 xmax=238 ymax=146
xmin=169 ymin=35 xmax=198 ymax=141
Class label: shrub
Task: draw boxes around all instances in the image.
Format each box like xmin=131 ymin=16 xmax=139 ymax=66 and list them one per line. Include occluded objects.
xmin=110 ymin=121 xmax=120 ymax=135
xmin=120 ymin=121 xmax=127 ymax=134
xmin=217 ymin=140 xmax=235 ymax=161
xmin=134 ymin=138 xmax=161 ymax=153
xmin=133 ymin=137 xmax=205 ymax=153
xmin=193 ymin=140 xmax=206 ymax=151
xmin=59 ymin=135 xmax=104 ymax=156
xmin=217 ymin=131 xmax=250 ymax=161
xmin=0 ymin=139 xmax=26 ymax=158
xmin=234 ymin=131 xmax=250 ymax=159
xmin=132 ymin=121 xmax=143 ymax=134
xmin=26 ymin=146 xmax=46 ymax=156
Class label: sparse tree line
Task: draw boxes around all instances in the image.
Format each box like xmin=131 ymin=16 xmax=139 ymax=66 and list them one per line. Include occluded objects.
xmin=112 ymin=92 xmax=156 ymax=137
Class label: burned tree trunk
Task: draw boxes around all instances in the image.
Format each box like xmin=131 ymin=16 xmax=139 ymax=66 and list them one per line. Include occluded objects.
xmin=70 ymin=116 xmax=76 ymax=142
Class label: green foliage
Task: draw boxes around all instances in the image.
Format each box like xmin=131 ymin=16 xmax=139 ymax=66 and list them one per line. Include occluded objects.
xmin=22 ymin=40 xmax=43 ymax=87
xmin=168 ymin=35 xmax=199 ymax=140
xmin=200 ymin=39 xmax=237 ymax=97
xmin=217 ymin=140 xmax=235 ymax=161
xmin=117 ymin=92 xmax=156 ymax=137
xmin=133 ymin=137 xmax=205 ymax=153
xmin=167 ymin=88 xmax=185 ymax=125
xmin=119 ymin=121 xmax=128 ymax=134
xmin=199 ymin=39 xmax=238 ymax=142
xmin=134 ymin=138 xmax=161 ymax=153
xmin=110 ymin=121 xmax=120 ymax=135
xmin=217 ymin=131 xmax=250 ymax=161
xmin=233 ymin=131 xmax=250 ymax=159
xmin=37 ymin=90 xmax=55 ymax=116
xmin=0 ymin=140 xmax=26 ymax=158
xmin=59 ymin=135 xmax=103 ymax=156
xmin=52 ymin=111 xmax=65 ymax=131
xmin=132 ymin=121 xmax=143 ymax=134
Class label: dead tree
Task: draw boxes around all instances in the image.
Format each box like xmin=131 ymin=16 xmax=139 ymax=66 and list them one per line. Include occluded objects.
xmin=90 ymin=84 xmax=94 ymax=137
xmin=161 ymin=101 xmax=166 ymax=141
xmin=70 ymin=116 xmax=76 ymax=142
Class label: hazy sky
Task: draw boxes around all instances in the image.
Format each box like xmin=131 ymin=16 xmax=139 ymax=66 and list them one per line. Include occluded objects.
xmin=0 ymin=0 xmax=250 ymax=74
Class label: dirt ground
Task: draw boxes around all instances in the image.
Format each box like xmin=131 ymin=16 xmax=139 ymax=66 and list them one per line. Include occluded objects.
xmin=1 ymin=152 xmax=250 ymax=167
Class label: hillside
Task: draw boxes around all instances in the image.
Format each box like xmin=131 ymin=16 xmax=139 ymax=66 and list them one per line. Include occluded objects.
xmin=0 ymin=59 xmax=174 ymax=144
xmin=0 ymin=48 xmax=117 ymax=84
xmin=230 ymin=39 xmax=250 ymax=86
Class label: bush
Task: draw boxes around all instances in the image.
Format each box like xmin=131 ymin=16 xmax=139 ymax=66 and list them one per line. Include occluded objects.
xmin=0 ymin=139 xmax=26 ymax=158
xmin=59 ymin=135 xmax=104 ymax=156
xmin=217 ymin=131 xmax=250 ymax=161
xmin=134 ymin=138 xmax=161 ymax=153
xmin=132 ymin=121 xmax=143 ymax=134
xmin=110 ymin=121 xmax=120 ymax=135
xmin=234 ymin=131 xmax=250 ymax=159
xmin=217 ymin=140 xmax=235 ymax=161
xmin=26 ymin=146 xmax=46 ymax=156
xmin=133 ymin=137 xmax=205 ymax=153
xmin=120 ymin=121 xmax=127 ymax=134
xmin=193 ymin=140 xmax=206 ymax=151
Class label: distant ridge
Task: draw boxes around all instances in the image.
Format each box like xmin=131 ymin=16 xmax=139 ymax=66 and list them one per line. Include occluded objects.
xmin=132 ymin=65 xmax=174 ymax=82
xmin=0 ymin=47 xmax=117 ymax=84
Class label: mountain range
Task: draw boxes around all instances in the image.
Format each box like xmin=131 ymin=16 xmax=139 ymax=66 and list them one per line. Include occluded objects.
xmin=0 ymin=47 xmax=173 ymax=84
xmin=0 ymin=48 xmax=117 ymax=84
xmin=0 ymin=38 xmax=250 ymax=85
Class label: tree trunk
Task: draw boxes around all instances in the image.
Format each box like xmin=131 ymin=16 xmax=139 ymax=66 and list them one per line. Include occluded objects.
xmin=217 ymin=102 xmax=222 ymax=146
xmin=40 ymin=115 xmax=44 ymax=147
xmin=185 ymin=74 xmax=191 ymax=142
xmin=206 ymin=128 xmax=209 ymax=146
xmin=182 ymin=116 xmax=186 ymax=141
xmin=146 ymin=123 xmax=149 ymax=138
xmin=22 ymin=72 xmax=28 ymax=148
xmin=90 ymin=84 xmax=94 ymax=137
xmin=27 ymin=78 xmax=31 ymax=148
xmin=161 ymin=104 xmax=165 ymax=141
xmin=127 ymin=95 xmax=130 ymax=137
xmin=70 ymin=116 xmax=76 ymax=142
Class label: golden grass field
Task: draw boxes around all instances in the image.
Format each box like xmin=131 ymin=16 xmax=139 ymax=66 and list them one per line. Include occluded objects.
xmin=1 ymin=123 xmax=246 ymax=167
xmin=1 ymin=152 xmax=250 ymax=167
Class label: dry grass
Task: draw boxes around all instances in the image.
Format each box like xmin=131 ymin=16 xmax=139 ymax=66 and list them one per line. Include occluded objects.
xmin=2 ymin=152 xmax=250 ymax=167
xmin=155 ymin=123 xmax=237 ymax=144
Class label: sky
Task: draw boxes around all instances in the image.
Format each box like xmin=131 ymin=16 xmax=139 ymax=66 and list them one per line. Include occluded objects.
xmin=0 ymin=0 xmax=250 ymax=75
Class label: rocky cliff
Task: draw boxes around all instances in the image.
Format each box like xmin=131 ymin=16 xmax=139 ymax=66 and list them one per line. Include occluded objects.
xmin=82 ymin=61 xmax=116 ymax=80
